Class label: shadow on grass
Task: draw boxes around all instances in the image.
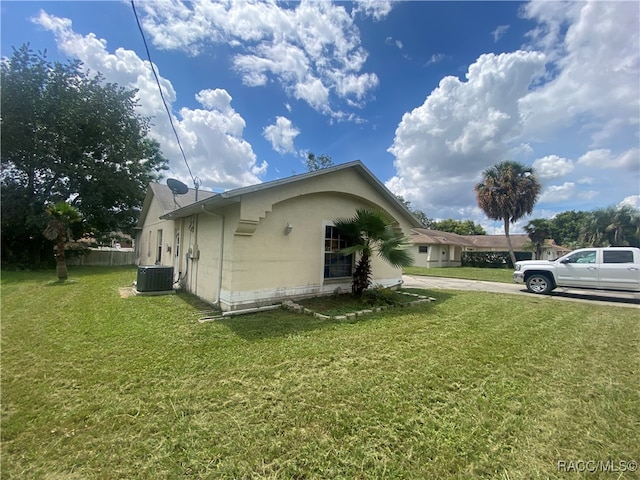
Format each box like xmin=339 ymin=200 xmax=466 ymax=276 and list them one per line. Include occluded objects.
xmin=217 ymin=288 xmax=452 ymax=342
xmin=217 ymin=309 xmax=336 ymax=341
xmin=549 ymin=290 xmax=640 ymax=306
xmin=175 ymin=290 xmax=217 ymax=311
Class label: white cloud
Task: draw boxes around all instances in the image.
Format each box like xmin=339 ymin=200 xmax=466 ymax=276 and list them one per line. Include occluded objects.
xmin=138 ymin=0 xmax=381 ymax=120
xmin=578 ymin=148 xmax=640 ymax=170
xmin=263 ymin=116 xmax=300 ymax=155
xmin=619 ymin=195 xmax=640 ymax=210
xmin=520 ymin=1 xmax=639 ymax=146
xmin=539 ymin=182 xmax=576 ymax=204
xmin=539 ymin=182 xmax=598 ymax=205
xmin=351 ymin=0 xmax=394 ymax=21
xmin=532 ymin=155 xmax=574 ymax=179
xmin=492 ymin=25 xmax=509 ymax=42
xmin=386 ymin=50 xmax=546 ymax=217
xmin=389 ymin=0 xmax=639 ymax=224
xmin=425 ymin=53 xmax=446 ymax=66
xmin=33 ymin=11 xmax=266 ymax=190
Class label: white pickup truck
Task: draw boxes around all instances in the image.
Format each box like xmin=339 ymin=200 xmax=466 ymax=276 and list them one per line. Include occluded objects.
xmin=513 ymin=247 xmax=640 ymax=294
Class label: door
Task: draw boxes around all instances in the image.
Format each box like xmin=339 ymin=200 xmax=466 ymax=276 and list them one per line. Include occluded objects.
xmin=599 ymin=250 xmax=640 ymax=290
xmin=555 ymin=249 xmax=599 ymax=288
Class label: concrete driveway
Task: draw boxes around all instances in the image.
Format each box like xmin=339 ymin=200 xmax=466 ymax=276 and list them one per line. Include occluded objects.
xmin=402 ymin=275 xmax=640 ymax=309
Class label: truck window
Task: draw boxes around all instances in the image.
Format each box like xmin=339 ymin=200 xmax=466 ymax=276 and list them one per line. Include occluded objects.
xmin=565 ymin=250 xmax=596 ymax=264
xmin=603 ymin=250 xmax=634 ymax=264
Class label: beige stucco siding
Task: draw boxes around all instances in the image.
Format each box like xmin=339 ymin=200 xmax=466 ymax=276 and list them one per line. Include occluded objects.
xmin=140 ymin=164 xmax=419 ymax=311
xmin=221 ymin=185 xmax=414 ymax=310
xmin=137 ymin=196 xmax=176 ymax=267
xmin=411 ymin=244 xmax=463 ymax=268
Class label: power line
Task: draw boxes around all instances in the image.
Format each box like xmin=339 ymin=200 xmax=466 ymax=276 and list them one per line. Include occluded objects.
xmin=130 ymin=0 xmax=196 ymax=186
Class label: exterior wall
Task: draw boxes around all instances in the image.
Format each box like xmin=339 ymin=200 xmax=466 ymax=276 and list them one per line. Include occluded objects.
xmin=178 ymin=205 xmax=238 ymax=305
xmin=142 ymin=167 xmax=418 ymax=311
xmin=412 ymin=245 xmax=462 ymax=268
xmin=137 ymin=196 xmax=176 ymax=268
xmin=219 ymin=190 xmax=409 ymax=311
xmin=541 ymin=247 xmax=565 ymax=261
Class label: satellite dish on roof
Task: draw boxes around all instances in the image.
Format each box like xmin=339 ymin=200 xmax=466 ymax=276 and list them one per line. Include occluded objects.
xmin=167 ymin=178 xmax=189 ymax=195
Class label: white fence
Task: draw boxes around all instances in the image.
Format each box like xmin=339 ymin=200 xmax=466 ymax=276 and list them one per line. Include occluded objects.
xmin=67 ymin=248 xmax=135 ymax=266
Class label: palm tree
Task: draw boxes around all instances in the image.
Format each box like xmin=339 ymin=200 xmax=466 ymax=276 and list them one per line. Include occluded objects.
xmin=475 ymin=161 xmax=541 ymax=267
xmin=334 ymin=208 xmax=414 ymax=297
xmin=43 ymin=202 xmax=82 ymax=281
xmin=582 ymin=205 xmax=640 ymax=246
xmin=524 ymin=218 xmax=552 ymax=260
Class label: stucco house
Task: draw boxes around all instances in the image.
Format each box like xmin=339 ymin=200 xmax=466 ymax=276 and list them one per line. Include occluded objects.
xmin=410 ymin=229 xmax=476 ymax=268
xmin=135 ymin=161 xmax=421 ymax=311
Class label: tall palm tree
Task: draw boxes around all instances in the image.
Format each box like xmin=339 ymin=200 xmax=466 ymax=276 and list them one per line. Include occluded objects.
xmin=334 ymin=208 xmax=414 ymax=297
xmin=43 ymin=202 xmax=82 ymax=281
xmin=475 ymin=161 xmax=541 ymax=267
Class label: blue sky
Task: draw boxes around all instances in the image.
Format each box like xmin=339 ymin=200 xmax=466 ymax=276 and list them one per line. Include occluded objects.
xmin=2 ymin=0 xmax=638 ymax=233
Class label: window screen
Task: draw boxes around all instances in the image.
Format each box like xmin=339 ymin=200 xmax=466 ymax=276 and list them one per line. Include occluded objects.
xmin=324 ymin=226 xmax=353 ymax=278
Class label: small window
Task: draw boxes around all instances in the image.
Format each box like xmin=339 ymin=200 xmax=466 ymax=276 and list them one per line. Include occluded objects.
xmin=156 ymin=229 xmax=163 ymax=264
xmin=418 ymin=246 xmax=428 ymax=254
xmin=324 ymin=225 xmax=353 ymax=279
xmin=603 ymin=250 xmax=634 ymax=264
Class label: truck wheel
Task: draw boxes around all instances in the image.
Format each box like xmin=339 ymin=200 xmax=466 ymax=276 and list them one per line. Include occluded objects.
xmin=526 ymin=274 xmax=553 ymax=294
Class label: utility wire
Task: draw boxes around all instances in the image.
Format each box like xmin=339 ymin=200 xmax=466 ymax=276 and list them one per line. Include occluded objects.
xmin=130 ymin=0 xmax=195 ymax=185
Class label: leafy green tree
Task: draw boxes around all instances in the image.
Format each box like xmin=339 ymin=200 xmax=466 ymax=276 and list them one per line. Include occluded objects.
xmin=432 ymin=219 xmax=486 ymax=235
xmin=524 ymin=218 xmax=552 ymax=259
xmin=334 ymin=209 xmax=413 ymax=297
xmin=43 ymin=202 xmax=83 ymax=281
xmin=1 ymin=44 xmax=168 ymax=265
xmin=475 ymin=161 xmax=541 ymax=267
xmin=547 ymin=210 xmax=590 ymax=247
xmin=306 ymin=152 xmax=334 ymax=171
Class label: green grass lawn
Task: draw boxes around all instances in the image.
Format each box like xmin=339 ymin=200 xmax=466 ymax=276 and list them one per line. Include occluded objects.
xmin=2 ymin=267 xmax=639 ymax=479
xmin=404 ymin=266 xmax=515 ymax=283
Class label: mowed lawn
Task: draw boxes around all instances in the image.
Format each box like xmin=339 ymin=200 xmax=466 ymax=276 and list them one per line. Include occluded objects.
xmin=2 ymin=267 xmax=639 ymax=479
xmin=404 ymin=266 xmax=514 ymax=283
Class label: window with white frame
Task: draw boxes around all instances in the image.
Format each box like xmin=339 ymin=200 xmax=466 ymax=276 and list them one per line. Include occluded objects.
xmin=156 ymin=229 xmax=163 ymax=264
xmin=324 ymin=225 xmax=353 ymax=279
xmin=418 ymin=246 xmax=428 ymax=254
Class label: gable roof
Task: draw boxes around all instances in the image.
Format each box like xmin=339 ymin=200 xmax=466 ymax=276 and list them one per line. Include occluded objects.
xmin=463 ymin=234 xmax=530 ymax=250
xmin=136 ymin=182 xmax=216 ymax=228
xmin=411 ymin=230 xmax=536 ymax=251
xmin=411 ymin=229 xmax=476 ymax=247
xmin=159 ymin=160 xmax=422 ymax=227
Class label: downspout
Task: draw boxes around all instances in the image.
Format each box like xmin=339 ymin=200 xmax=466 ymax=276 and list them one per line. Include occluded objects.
xmin=201 ymin=205 xmax=225 ymax=306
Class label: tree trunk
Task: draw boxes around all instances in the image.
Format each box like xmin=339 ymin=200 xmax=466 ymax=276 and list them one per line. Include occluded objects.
xmin=352 ymin=251 xmax=371 ymax=297
xmin=504 ymin=217 xmax=517 ymax=268
xmin=56 ymin=236 xmax=68 ymax=281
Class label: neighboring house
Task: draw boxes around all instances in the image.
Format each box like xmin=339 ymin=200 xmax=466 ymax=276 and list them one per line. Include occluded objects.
xmin=410 ymin=231 xmax=556 ymax=268
xmin=135 ymin=161 xmax=421 ymax=311
xmin=410 ymin=229 xmax=476 ymax=268
xmin=464 ymin=235 xmax=571 ymax=260
xmin=539 ymin=240 xmax=572 ymax=260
